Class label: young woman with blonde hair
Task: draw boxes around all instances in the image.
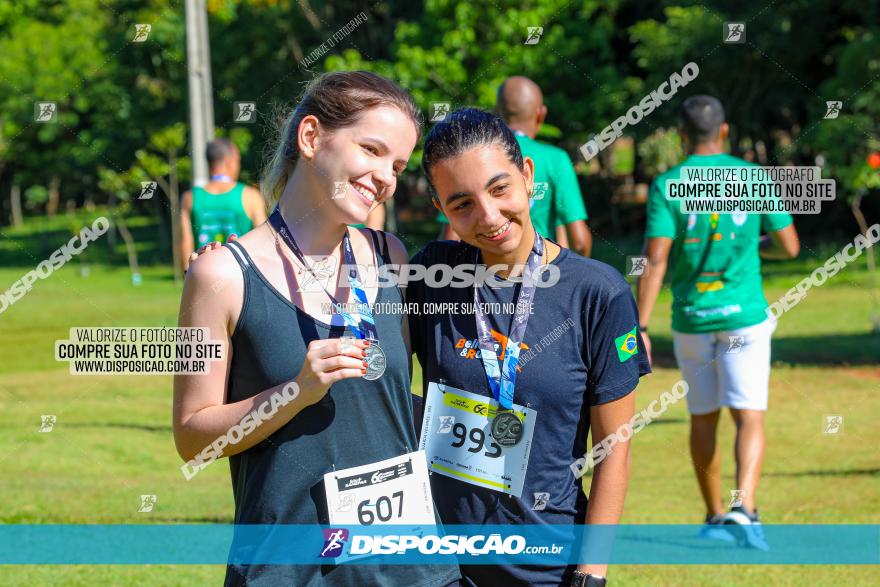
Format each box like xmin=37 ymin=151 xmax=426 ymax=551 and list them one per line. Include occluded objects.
xmin=174 ymin=71 xmax=459 ymax=587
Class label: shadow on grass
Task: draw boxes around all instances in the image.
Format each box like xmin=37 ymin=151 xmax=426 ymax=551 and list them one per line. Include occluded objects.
xmin=764 ymin=468 xmax=880 ymax=478
xmin=149 ymin=516 xmax=235 ymax=523
xmin=648 ymin=418 xmax=688 ymax=425
xmin=772 ymin=333 xmax=880 ymax=366
xmin=65 ymin=422 xmax=172 ymax=434
xmin=0 ymin=215 xmax=168 ymax=268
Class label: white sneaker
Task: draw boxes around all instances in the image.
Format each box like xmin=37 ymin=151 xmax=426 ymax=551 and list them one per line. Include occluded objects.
xmin=721 ymin=508 xmax=769 ymax=551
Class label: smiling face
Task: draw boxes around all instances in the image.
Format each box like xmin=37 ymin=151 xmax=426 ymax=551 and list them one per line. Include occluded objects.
xmin=431 ymin=144 xmax=535 ymax=261
xmin=301 ymin=105 xmax=418 ymax=225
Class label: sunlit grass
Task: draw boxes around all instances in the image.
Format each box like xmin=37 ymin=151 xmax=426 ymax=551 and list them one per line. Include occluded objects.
xmin=0 ymin=213 xmax=877 ymax=585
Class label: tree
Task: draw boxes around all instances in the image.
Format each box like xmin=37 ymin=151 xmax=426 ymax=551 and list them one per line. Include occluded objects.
xmin=0 ymin=0 xmax=120 ymax=218
xmin=806 ymin=28 xmax=880 ymax=331
xmin=97 ymin=167 xmax=143 ymax=285
xmin=130 ymin=123 xmax=191 ymax=282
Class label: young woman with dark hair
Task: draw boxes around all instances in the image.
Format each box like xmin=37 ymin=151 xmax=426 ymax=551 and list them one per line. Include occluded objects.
xmin=410 ymin=108 xmax=651 ymax=587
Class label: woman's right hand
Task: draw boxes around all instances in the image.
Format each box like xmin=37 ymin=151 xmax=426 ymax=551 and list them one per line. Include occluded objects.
xmin=294 ymin=337 xmax=370 ymax=405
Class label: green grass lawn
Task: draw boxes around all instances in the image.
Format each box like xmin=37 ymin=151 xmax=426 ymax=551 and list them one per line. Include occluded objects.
xmin=0 ymin=214 xmax=878 ymax=585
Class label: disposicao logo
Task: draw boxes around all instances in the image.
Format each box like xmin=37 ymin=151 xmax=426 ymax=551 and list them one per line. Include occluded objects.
xmin=615 ymin=326 xmax=639 ymax=362
xmin=319 ymin=528 xmax=349 ymax=558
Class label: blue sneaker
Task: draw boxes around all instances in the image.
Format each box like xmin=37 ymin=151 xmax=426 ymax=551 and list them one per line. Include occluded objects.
xmin=696 ymin=513 xmax=736 ymax=542
xmin=722 ymin=507 xmax=769 ymax=551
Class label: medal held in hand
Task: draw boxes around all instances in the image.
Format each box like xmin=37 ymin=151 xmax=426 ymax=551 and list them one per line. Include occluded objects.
xmin=341 ymin=336 xmax=386 ymax=381
xmin=363 ymin=342 xmax=386 ymax=381
xmin=269 ymin=207 xmax=384 ymax=379
xmin=473 ymin=230 xmax=543 ymax=449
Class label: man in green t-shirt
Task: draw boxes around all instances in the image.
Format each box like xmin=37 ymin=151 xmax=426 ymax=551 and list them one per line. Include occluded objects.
xmin=181 ymin=139 xmax=266 ymax=272
xmin=437 ymin=76 xmax=592 ymax=257
xmin=636 ymin=96 xmax=799 ymax=547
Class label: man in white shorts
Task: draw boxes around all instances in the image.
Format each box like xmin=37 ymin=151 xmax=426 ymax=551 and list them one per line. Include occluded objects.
xmin=635 ymin=96 xmax=800 ymax=548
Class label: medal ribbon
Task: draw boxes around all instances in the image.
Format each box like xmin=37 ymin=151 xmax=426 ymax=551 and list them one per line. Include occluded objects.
xmin=268 ymin=207 xmax=378 ymax=341
xmin=209 ymin=174 xmax=234 ymax=182
xmin=473 ymin=231 xmax=543 ymax=411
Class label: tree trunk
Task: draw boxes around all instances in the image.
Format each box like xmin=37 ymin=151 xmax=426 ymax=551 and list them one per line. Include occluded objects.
xmin=0 ymin=161 xmax=5 ymax=224
xmin=10 ymin=182 xmax=23 ymax=227
xmin=632 ymin=136 xmax=643 ymax=184
xmin=107 ymin=195 xmax=117 ymax=248
xmin=168 ymin=152 xmax=183 ymax=283
xmin=47 ymin=175 xmax=60 ymax=217
xmin=598 ymin=148 xmax=613 ymax=180
xmin=156 ymin=190 xmax=170 ymax=264
xmin=115 ymin=213 xmax=141 ymax=282
xmin=851 ymin=190 xmax=879 ymax=333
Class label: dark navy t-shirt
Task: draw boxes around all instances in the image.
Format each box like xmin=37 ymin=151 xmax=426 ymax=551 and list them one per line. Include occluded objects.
xmin=408 ymin=240 xmax=651 ymax=586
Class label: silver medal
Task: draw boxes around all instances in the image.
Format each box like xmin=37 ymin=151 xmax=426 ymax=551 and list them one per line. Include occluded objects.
xmin=363 ymin=342 xmax=386 ymax=381
xmin=491 ymin=411 xmax=524 ymax=447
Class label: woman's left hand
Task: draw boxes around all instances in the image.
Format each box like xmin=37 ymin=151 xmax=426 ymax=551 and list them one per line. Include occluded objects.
xmin=189 ymin=234 xmax=238 ymax=266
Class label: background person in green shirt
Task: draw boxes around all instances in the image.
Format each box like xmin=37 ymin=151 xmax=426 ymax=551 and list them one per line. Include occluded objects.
xmin=437 ymin=76 xmax=593 ymax=257
xmin=181 ymin=138 xmax=267 ymax=272
xmin=636 ymin=96 xmax=800 ymax=547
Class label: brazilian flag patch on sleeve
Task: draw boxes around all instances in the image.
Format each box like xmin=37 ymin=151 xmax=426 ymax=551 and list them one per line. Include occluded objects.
xmin=614 ymin=326 xmax=639 ymax=362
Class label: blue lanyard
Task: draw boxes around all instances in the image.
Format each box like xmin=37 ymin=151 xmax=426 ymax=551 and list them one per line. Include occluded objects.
xmin=210 ymin=174 xmax=234 ymax=183
xmin=268 ymin=207 xmax=378 ymax=341
xmin=473 ymin=232 xmax=543 ymax=410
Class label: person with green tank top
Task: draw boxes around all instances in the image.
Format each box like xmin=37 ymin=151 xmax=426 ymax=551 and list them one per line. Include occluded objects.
xmin=191 ymin=182 xmax=252 ymax=245
xmin=637 ymin=96 xmax=800 ymax=549
xmin=180 ymin=138 xmax=267 ymax=272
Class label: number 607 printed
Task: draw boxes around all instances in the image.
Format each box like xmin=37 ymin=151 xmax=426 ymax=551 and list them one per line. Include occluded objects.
xmin=323 ymin=450 xmax=437 ymax=526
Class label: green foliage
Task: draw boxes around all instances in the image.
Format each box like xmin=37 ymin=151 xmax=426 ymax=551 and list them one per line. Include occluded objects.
xmin=133 ymin=123 xmax=189 ymax=180
xmin=0 ymin=0 xmax=111 ymax=189
xmin=97 ymin=168 xmax=132 ymax=201
xmin=327 ymin=0 xmax=625 ymax=150
xmin=805 ymin=29 xmax=880 ymax=200
xmin=24 ymin=184 xmax=48 ymax=209
xmin=611 ymin=141 xmax=635 ymax=175
xmin=638 ymin=127 xmax=683 ymax=176
xmin=0 ymin=0 xmax=877 ymax=230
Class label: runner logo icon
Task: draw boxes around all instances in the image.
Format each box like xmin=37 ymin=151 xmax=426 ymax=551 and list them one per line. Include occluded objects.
xmin=320 ymin=528 xmax=349 ymax=558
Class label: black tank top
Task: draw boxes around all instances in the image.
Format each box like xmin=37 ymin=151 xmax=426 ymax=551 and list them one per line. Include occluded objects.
xmin=222 ymin=232 xmax=458 ymax=587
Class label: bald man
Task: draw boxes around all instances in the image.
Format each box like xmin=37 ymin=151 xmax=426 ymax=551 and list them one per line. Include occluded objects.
xmin=437 ymin=76 xmax=592 ymax=257
xmin=180 ymin=139 xmax=266 ymax=271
